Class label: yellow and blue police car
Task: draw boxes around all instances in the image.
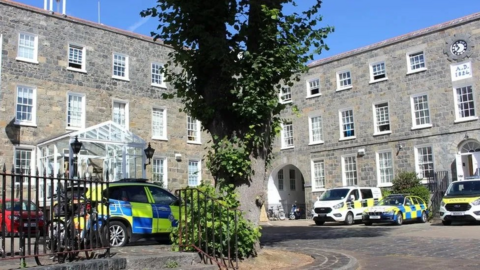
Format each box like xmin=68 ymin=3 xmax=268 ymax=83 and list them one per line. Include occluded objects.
xmin=87 ymin=179 xmax=180 ymax=247
xmin=362 ymin=194 xmax=428 ymax=225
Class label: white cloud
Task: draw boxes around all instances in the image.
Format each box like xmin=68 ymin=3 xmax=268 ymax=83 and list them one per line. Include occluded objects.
xmin=127 ymin=17 xmax=150 ymax=32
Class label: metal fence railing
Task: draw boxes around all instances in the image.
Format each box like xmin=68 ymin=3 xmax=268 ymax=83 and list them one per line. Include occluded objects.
xmin=0 ymin=165 xmax=110 ymax=267
xmin=175 ymin=188 xmax=239 ymax=269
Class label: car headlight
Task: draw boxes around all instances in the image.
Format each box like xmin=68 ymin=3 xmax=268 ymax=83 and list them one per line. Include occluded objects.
xmin=384 ymin=210 xmax=395 ymax=215
xmin=472 ymin=199 xmax=480 ymax=206
xmin=332 ymin=202 xmax=344 ymax=209
xmin=440 ymin=201 xmax=445 ymax=207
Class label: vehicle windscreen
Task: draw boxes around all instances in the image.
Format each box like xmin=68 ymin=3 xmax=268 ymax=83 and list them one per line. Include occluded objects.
xmin=445 ymin=181 xmax=480 ymax=197
xmin=319 ymin=189 xmax=350 ymax=201
xmin=5 ymin=201 xmax=37 ymax=211
xmin=378 ymin=196 xmax=404 ymax=206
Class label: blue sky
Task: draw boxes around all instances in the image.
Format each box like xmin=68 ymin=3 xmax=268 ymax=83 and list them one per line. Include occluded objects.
xmin=15 ymin=0 xmax=480 ymax=61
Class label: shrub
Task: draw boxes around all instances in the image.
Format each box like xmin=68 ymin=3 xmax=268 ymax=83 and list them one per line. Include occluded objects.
xmin=170 ymin=184 xmax=261 ymax=259
xmin=391 ymin=171 xmax=431 ymax=205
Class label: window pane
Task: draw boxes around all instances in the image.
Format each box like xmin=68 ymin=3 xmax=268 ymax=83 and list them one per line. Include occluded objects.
xmin=308 ymin=79 xmax=320 ymax=95
xmin=372 ymin=62 xmax=386 ymax=80
xmin=152 ymin=108 xmax=165 ymax=138
xmin=187 ymin=116 xmax=199 ymax=142
xmin=313 ymin=161 xmax=325 ymax=189
xmin=18 ymin=33 xmax=35 ymax=60
xmin=16 ymin=86 xmax=34 ymax=122
xmin=456 ymin=86 xmax=475 ymax=118
xmin=278 ymin=170 xmax=284 ymax=190
xmin=413 ymin=95 xmax=430 ymax=126
xmin=338 ymin=71 xmax=351 ymax=88
xmin=282 ymin=122 xmax=294 ymax=147
xmin=113 ymin=102 xmax=126 ymax=127
xmin=378 ymin=152 xmax=393 ymax=184
xmin=188 ymin=160 xmax=200 ymax=186
xmin=417 ymin=146 xmax=434 ymax=179
xmin=113 ymin=54 xmax=126 ymax=77
xmin=310 ymin=116 xmax=322 ymax=142
xmin=151 ymin=63 xmax=163 ymax=85
xmin=69 ymin=45 xmax=83 ymax=69
xmin=280 ymin=86 xmax=291 ymax=102
xmin=375 ymin=103 xmax=390 ymax=132
xmin=67 ymin=94 xmax=83 ymax=128
xmin=344 ymin=156 xmax=357 ymax=186
xmin=409 ymin=52 xmax=425 ymax=70
xmin=153 ymin=158 xmax=165 ymax=185
xmin=341 ymin=110 xmax=355 ymax=137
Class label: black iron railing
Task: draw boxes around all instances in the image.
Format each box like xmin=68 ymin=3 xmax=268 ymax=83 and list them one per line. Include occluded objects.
xmin=0 ymin=165 xmax=110 ymax=267
xmin=427 ymin=171 xmax=450 ymax=217
xmin=175 ymin=188 xmax=239 ymax=269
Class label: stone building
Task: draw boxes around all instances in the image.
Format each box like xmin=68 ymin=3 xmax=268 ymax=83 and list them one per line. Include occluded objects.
xmin=267 ymin=12 xmax=480 ymax=215
xmin=0 ymin=0 xmax=210 ymax=200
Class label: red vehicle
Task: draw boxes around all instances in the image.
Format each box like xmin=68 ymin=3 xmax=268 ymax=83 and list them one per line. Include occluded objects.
xmin=0 ymin=199 xmax=45 ymax=235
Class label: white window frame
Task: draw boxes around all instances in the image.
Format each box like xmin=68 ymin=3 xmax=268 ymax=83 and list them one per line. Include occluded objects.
xmin=373 ymin=102 xmax=391 ymax=135
xmin=112 ymin=100 xmax=129 ymax=130
xmin=152 ymin=157 xmax=168 ymax=188
xmin=13 ymin=145 xmax=36 ymax=182
xmin=112 ymin=53 xmax=129 ymax=81
xmin=376 ymin=150 xmax=394 ymax=187
xmin=410 ymin=93 xmax=432 ymax=130
xmin=311 ymin=159 xmax=326 ymax=191
xmin=66 ymin=92 xmax=86 ymax=130
xmin=15 ymin=85 xmax=37 ymax=127
xmin=281 ymin=121 xmax=294 ymax=149
xmin=308 ymin=115 xmax=323 ymax=145
xmin=16 ymin=32 xmax=38 ymax=64
xmin=406 ymin=51 xmax=426 ymax=74
xmin=151 ymin=62 xmax=166 ymax=88
xmin=187 ymin=115 xmax=201 ymax=144
xmin=339 ymin=108 xmax=355 ymax=140
xmin=341 ymin=154 xmax=357 ymax=186
xmin=336 ymin=70 xmax=352 ymax=91
xmin=453 ymin=84 xmax=478 ymax=123
xmin=152 ymin=107 xmax=167 ymax=140
xmin=369 ymin=61 xmax=387 ymax=83
xmin=188 ymin=159 xmax=201 ymax=187
xmin=306 ymin=78 xmax=321 ymax=98
xmin=67 ymin=44 xmax=87 ymax=73
xmin=279 ymin=85 xmax=292 ymax=104
xmin=414 ymin=144 xmax=434 ymax=184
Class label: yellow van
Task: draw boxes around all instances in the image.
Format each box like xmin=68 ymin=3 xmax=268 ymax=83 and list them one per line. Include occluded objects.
xmin=439 ymin=179 xmax=480 ymax=225
xmin=312 ymin=187 xmax=382 ymax=225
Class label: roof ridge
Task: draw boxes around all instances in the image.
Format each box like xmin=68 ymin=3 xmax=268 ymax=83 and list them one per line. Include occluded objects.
xmin=308 ymin=12 xmax=480 ymax=67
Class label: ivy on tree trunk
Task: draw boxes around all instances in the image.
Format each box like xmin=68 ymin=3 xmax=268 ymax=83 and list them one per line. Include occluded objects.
xmin=141 ymin=0 xmax=333 ymax=226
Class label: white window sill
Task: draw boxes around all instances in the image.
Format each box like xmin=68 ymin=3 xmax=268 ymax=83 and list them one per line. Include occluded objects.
xmin=373 ymin=131 xmax=392 ymax=136
xmin=406 ymin=67 xmax=427 ymax=75
xmin=420 ymin=179 xmax=429 ymax=185
xmin=152 ymin=136 xmax=168 ymax=141
xmin=67 ymin=67 xmax=87 ymax=73
xmin=280 ymin=100 xmax=293 ymax=104
xmin=14 ymin=122 xmax=37 ymax=127
xmin=377 ymin=182 xmax=393 ymax=188
xmin=454 ymin=117 xmax=478 ymax=123
xmin=336 ymin=86 xmax=352 ymax=92
xmin=339 ymin=136 xmax=356 ymax=141
xmin=312 ymin=187 xmax=326 ymax=192
xmin=369 ymin=77 xmax=388 ymax=84
xmin=411 ymin=124 xmax=432 ymax=130
xmin=306 ymin=94 xmax=321 ymax=99
xmin=16 ymin=57 xmax=39 ymax=64
xmin=66 ymin=126 xmax=83 ymax=131
xmin=112 ymin=76 xmax=130 ymax=82
xmin=187 ymin=141 xmax=202 ymax=145
xmin=152 ymin=83 xmax=167 ymax=89
xmin=309 ymin=141 xmax=324 ymax=146
xmin=281 ymin=146 xmax=294 ymax=150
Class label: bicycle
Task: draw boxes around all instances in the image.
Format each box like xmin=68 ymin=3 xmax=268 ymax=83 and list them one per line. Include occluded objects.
xmin=34 ymin=196 xmax=108 ymax=265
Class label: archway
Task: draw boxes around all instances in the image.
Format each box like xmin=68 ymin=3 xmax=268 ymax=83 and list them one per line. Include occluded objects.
xmin=457 ymin=139 xmax=480 ymax=180
xmin=267 ymin=164 xmax=306 ymax=219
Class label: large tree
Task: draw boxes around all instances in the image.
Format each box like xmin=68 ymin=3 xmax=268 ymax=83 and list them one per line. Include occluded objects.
xmin=141 ymin=0 xmax=332 ymax=224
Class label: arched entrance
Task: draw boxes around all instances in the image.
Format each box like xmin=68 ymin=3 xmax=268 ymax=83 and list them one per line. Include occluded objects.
xmin=456 ymin=139 xmax=480 ymax=181
xmin=267 ymin=164 xmax=306 ymax=219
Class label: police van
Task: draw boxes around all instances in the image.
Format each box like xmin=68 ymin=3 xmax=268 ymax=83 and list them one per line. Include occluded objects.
xmin=312 ymin=187 xmax=382 ymax=225
xmin=439 ymin=178 xmax=480 ymax=225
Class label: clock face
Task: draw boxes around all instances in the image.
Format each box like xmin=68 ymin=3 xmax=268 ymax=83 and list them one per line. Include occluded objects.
xmin=451 ymin=40 xmax=468 ymax=56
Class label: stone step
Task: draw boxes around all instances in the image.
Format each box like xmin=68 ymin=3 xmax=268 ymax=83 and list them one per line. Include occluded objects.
xmin=126 ymin=252 xmax=218 ymax=270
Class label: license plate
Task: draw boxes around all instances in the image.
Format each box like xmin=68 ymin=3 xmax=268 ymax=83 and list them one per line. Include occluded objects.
xmin=24 ymin=223 xmax=36 ymax=227
xmin=318 ymin=214 xmax=326 ymax=217
xmin=369 ymin=215 xmax=380 ymax=219
xmin=451 ymin=212 xmax=465 ymax=216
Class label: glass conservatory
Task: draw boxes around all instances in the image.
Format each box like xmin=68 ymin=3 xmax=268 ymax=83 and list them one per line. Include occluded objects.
xmin=36 ymin=121 xmax=149 ymax=182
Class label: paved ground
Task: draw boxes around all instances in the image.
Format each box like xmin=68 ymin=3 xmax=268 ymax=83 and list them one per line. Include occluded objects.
xmin=2 ymin=220 xmax=480 ymax=269
xmin=260 ymin=219 xmax=480 ymax=269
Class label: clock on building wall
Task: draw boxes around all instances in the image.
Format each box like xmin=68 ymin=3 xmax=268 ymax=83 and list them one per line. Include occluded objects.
xmin=444 ymin=34 xmax=474 ymax=61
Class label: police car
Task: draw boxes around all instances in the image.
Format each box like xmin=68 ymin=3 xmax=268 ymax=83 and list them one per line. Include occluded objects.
xmin=362 ymin=194 xmax=428 ymax=225
xmin=87 ymin=179 xmax=180 ymax=247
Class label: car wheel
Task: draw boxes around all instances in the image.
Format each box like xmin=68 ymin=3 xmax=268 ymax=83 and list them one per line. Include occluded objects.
xmin=109 ymin=221 xmax=129 ymax=247
xmin=344 ymin=212 xmax=354 ymax=225
xmin=420 ymin=211 xmax=428 ymax=223
xmin=314 ymin=220 xmax=325 ymax=226
xmin=394 ymin=212 xmax=403 ymax=225
xmin=364 ymin=222 xmax=372 ymax=226
xmin=442 ymin=220 xmax=452 ymax=226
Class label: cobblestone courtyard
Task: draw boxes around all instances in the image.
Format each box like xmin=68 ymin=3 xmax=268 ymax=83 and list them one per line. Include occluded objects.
xmin=260 ymin=220 xmax=480 ymax=269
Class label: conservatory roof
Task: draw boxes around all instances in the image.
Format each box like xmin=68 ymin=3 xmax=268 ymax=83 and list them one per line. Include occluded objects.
xmin=37 ymin=121 xmax=146 ymax=146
